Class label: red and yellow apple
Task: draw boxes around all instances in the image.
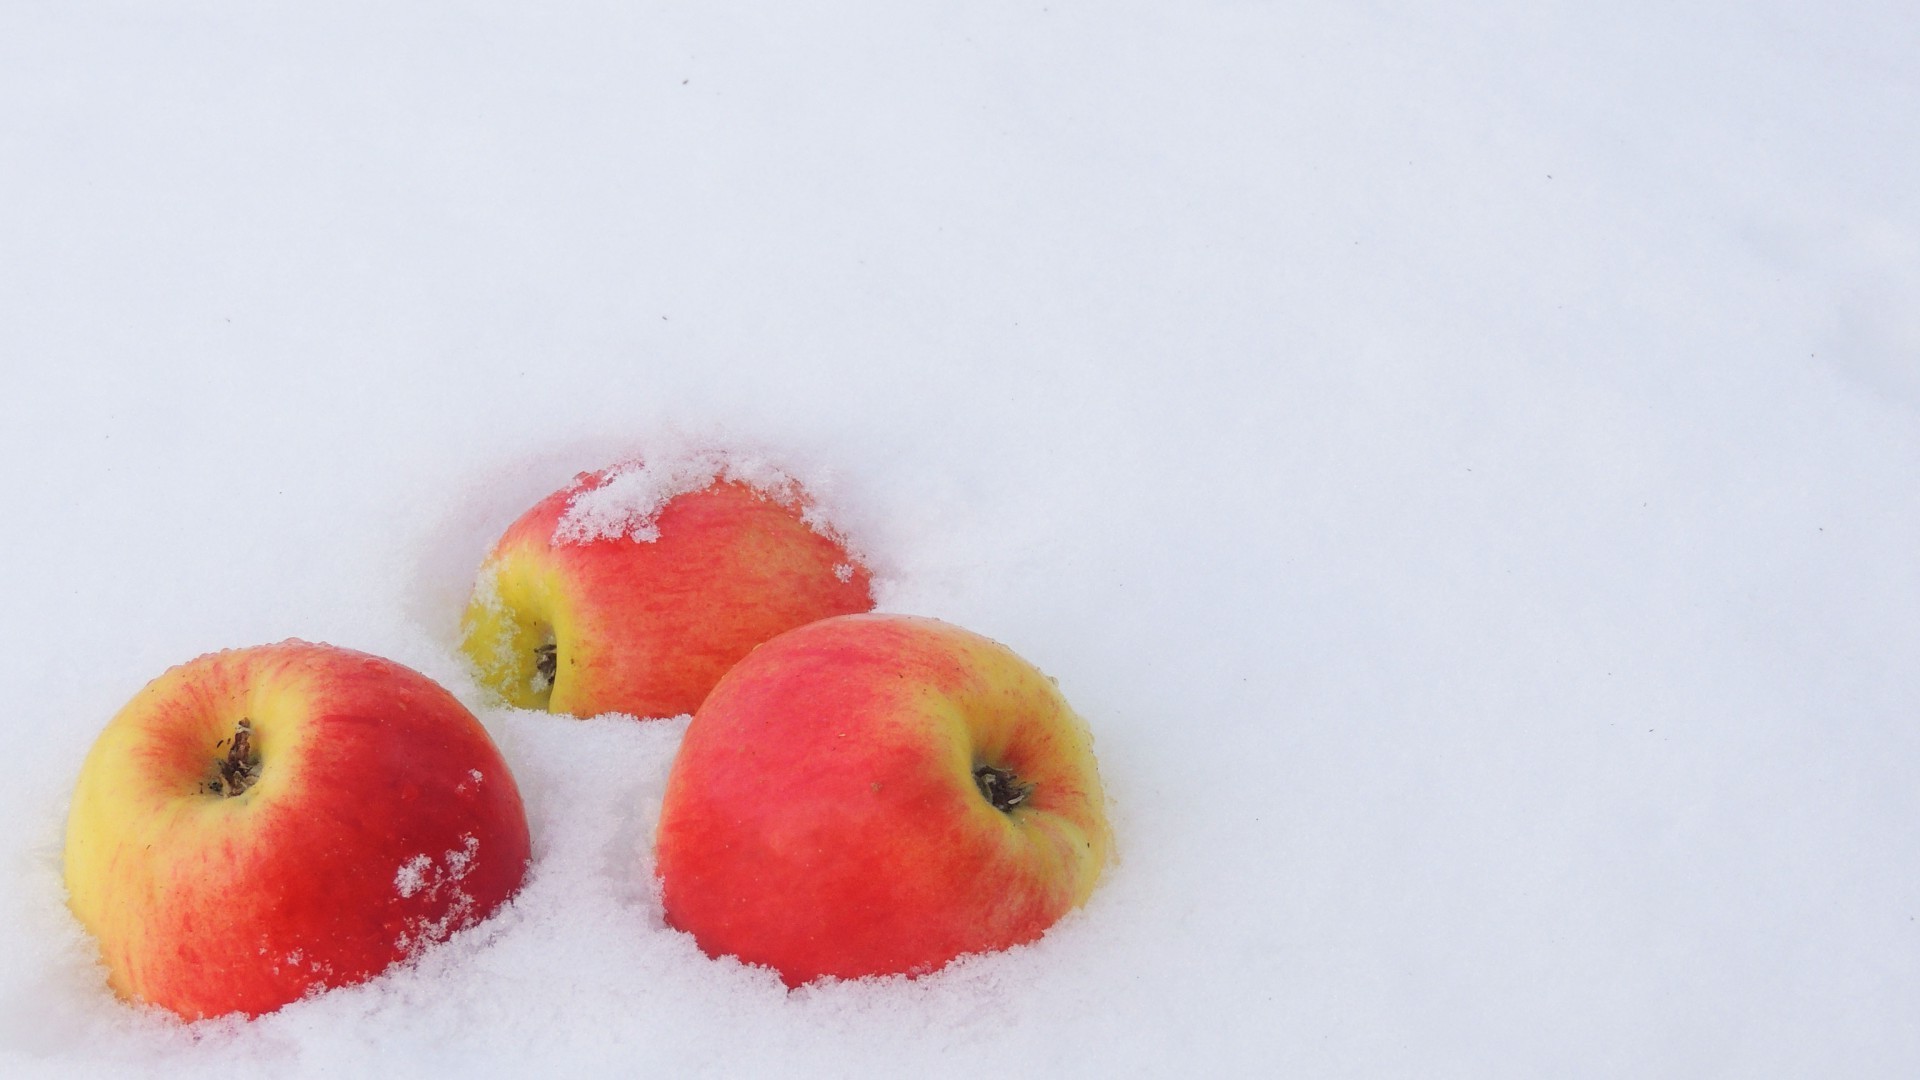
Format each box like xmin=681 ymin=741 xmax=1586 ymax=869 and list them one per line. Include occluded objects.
xmin=461 ymin=457 xmax=873 ymax=720
xmin=63 ymin=641 xmax=532 ymax=1020
xmin=654 ymin=613 xmax=1111 ymax=986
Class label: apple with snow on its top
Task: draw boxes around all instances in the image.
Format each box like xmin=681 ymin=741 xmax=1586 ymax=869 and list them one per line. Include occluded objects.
xmin=63 ymin=641 xmax=531 ymax=1020
xmin=655 ymin=613 xmax=1111 ymax=986
xmin=461 ymin=452 xmax=874 ymax=720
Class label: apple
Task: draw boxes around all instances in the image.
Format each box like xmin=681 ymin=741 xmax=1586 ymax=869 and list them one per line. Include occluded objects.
xmin=654 ymin=613 xmax=1111 ymax=986
xmin=460 ymin=456 xmax=873 ymax=720
xmin=63 ymin=641 xmax=532 ymax=1020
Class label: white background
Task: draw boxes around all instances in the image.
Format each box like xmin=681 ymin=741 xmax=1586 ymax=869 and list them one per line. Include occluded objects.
xmin=2 ymin=2 xmax=1917 ymax=1076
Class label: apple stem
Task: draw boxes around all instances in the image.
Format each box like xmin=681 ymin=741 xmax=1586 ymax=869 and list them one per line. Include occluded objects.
xmin=208 ymin=719 xmax=262 ymax=797
xmin=534 ymin=641 xmax=557 ymax=692
xmin=973 ymin=764 xmax=1033 ymax=813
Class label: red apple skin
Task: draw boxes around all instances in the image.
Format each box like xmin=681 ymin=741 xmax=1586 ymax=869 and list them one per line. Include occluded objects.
xmin=462 ymin=469 xmax=874 ymax=720
xmin=655 ymin=614 xmax=1111 ymax=986
xmin=63 ymin=642 xmax=532 ymax=1020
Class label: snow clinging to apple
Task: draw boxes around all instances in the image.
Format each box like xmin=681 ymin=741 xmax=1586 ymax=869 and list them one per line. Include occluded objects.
xmin=62 ymin=642 xmax=533 ymax=1020
xmin=461 ymin=450 xmax=875 ymax=721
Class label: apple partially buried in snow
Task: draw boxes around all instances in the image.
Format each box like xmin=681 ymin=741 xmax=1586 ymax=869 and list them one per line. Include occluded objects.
xmin=461 ymin=456 xmax=873 ymax=720
xmin=655 ymin=614 xmax=1111 ymax=986
xmin=63 ymin=641 xmax=531 ymax=1020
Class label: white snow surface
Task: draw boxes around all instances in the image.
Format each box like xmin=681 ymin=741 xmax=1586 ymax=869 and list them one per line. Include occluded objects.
xmin=3 ymin=2 xmax=1918 ymax=1076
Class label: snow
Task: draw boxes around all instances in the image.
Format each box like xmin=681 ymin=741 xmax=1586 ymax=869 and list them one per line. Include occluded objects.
xmin=552 ymin=444 xmax=814 ymax=545
xmin=394 ymin=855 xmax=435 ymax=900
xmin=2 ymin=1 xmax=1918 ymax=1076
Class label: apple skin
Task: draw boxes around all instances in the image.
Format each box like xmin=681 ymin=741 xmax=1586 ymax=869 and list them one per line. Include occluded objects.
xmin=63 ymin=641 xmax=532 ymax=1020
xmin=461 ymin=466 xmax=874 ymax=720
xmin=655 ymin=614 xmax=1111 ymax=986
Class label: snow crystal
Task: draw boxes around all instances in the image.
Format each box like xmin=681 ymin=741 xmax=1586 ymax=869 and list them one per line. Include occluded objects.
xmin=392 ymin=855 xmax=433 ymax=900
xmin=441 ymin=836 xmax=479 ymax=881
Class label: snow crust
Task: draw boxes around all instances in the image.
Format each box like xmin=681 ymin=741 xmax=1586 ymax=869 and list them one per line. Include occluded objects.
xmin=2 ymin=2 xmax=1918 ymax=1077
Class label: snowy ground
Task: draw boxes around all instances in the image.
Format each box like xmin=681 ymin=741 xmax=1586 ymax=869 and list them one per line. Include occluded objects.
xmin=3 ymin=2 xmax=1918 ymax=1076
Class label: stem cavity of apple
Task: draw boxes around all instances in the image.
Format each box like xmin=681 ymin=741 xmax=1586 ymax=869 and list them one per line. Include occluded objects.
xmin=533 ymin=639 xmax=558 ymax=696
xmin=206 ymin=718 xmax=262 ymax=798
xmin=973 ymin=764 xmax=1033 ymax=813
